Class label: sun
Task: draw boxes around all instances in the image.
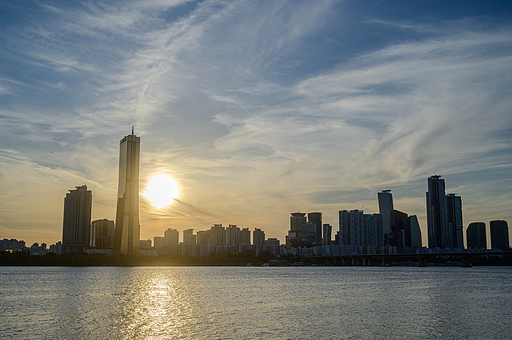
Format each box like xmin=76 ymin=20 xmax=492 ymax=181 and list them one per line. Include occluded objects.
xmin=142 ymin=174 xmax=179 ymax=208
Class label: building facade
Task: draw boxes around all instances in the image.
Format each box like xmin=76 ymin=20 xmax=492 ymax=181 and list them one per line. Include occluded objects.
xmin=490 ymin=220 xmax=510 ymax=250
xmin=466 ymin=222 xmax=486 ymax=249
xmin=90 ymin=219 xmax=114 ymax=249
xmin=308 ymin=212 xmax=322 ymax=245
xmin=378 ymin=190 xmax=394 ymax=245
xmin=446 ymin=193 xmax=463 ymax=248
xmin=426 ymin=175 xmax=448 ymax=248
xmin=62 ymin=185 xmax=92 ymax=254
xmin=114 ymin=129 xmax=141 ymax=255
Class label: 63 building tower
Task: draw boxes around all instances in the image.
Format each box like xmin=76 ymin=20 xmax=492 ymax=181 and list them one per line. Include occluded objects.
xmin=114 ymin=128 xmax=141 ymax=255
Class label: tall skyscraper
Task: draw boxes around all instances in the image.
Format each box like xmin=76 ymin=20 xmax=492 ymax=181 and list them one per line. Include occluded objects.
xmin=446 ymin=193 xmax=463 ymax=248
xmin=391 ymin=209 xmax=408 ymax=248
xmin=308 ymin=212 xmax=322 ymax=245
xmin=62 ymin=185 xmax=92 ymax=254
xmin=408 ymin=215 xmax=422 ymax=249
xmin=114 ymin=129 xmax=140 ymax=255
xmin=286 ymin=212 xmax=306 ymax=248
xmin=378 ymin=190 xmax=393 ymax=245
xmin=426 ymin=175 xmax=448 ymax=248
xmin=490 ymin=220 xmax=510 ymax=250
xmin=466 ymin=222 xmax=486 ymax=249
xmin=323 ymin=224 xmax=332 ymax=245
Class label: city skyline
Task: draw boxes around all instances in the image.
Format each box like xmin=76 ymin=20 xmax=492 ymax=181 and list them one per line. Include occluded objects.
xmin=1 ymin=1 xmax=512 ymax=246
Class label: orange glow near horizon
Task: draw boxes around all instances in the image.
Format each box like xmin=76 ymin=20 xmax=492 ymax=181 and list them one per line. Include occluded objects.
xmin=143 ymin=174 xmax=179 ymax=208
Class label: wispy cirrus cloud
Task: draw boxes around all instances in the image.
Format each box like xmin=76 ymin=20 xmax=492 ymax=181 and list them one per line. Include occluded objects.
xmin=0 ymin=0 xmax=511 ymax=244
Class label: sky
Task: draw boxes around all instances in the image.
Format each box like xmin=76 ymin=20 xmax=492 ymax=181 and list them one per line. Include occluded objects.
xmin=1 ymin=0 xmax=511 ymax=247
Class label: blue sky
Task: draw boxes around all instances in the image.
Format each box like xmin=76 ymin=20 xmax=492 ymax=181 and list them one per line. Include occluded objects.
xmin=1 ymin=0 xmax=511 ymax=246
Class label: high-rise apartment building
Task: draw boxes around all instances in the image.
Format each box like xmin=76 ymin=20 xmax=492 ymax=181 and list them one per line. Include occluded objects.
xmin=183 ymin=229 xmax=196 ymax=244
xmin=490 ymin=220 xmax=510 ymax=250
xmin=338 ymin=210 xmax=364 ymax=247
xmin=253 ymin=228 xmax=265 ymax=247
xmin=240 ymin=228 xmax=251 ymax=245
xmin=446 ymin=193 xmax=463 ymax=248
xmin=426 ymin=175 xmax=448 ymax=248
xmin=466 ymin=222 xmax=486 ymax=249
xmin=364 ymin=213 xmax=384 ymax=249
xmin=164 ymin=228 xmax=179 ymax=244
xmin=226 ymin=224 xmax=241 ymax=246
xmin=114 ymin=129 xmax=140 ymax=255
xmin=208 ymin=224 xmax=225 ymax=247
xmin=62 ymin=185 xmax=92 ymax=254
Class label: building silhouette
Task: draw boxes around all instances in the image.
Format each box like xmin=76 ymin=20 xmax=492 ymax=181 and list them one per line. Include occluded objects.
xmin=466 ymin=222 xmax=486 ymax=249
xmin=490 ymin=220 xmax=510 ymax=250
xmin=391 ymin=209 xmax=408 ymax=248
xmin=90 ymin=219 xmax=114 ymax=249
xmin=378 ymin=190 xmax=393 ymax=245
xmin=408 ymin=215 xmax=422 ymax=249
xmin=62 ymin=185 xmax=92 ymax=254
xmin=114 ymin=129 xmax=141 ymax=255
xmin=426 ymin=175 xmax=448 ymax=248
xmin=446 ymin=193 xmax=463 ymax=248
xmin=338 ymin=210 xmax=364 ymax=247
xmin=308 ymin=212 xmax=322 ymax=245
xmin=286 ymin=212 xmax=306 ymax=248
xmin=253 ymin=228 xmax=265 ymax=253
xmin=323 ymin=224 xmax=332 ymax=245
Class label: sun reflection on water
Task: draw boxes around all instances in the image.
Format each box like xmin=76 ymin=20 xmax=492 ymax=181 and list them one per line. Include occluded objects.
xmin=110 ymin=268 xmax=193 ymax=339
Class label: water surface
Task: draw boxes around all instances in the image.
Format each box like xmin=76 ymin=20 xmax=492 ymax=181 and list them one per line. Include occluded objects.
xmin=1 ymin=266 xmax=511 ymax=339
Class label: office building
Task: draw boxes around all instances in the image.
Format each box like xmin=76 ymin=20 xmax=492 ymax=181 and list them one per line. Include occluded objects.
xmin=408 ymin=215 xmax=422 ymax=249
xmin=301 ymin=221 xmax=317 ymax=247
xmin=426 ymin=175 xmax=448 ymax=248
xmin=286 ymin=212 xmax=306 ymax=248
xmin=490 ymin=220 xmax=510 ymax=250
xmin=378 ymin=190 xmax=394 ymax=245
xmin=446 ymin=193 xmax=463 ymax=248
xmin=466 ymin=222 xmax=486 ymax=249
xmin=308 ymin=212 xmax=322 ymax=245
xmin=62 ymin=185 xmax=92 ymax=254
xmin=90 ymin=219 xmax=114 ymax=249
xmin=114 ymin=129 xmax=141 ymax=255
xmin=391 ymin=209 xmax=408 ymax=248
xmin=323 ymin=224 xmax=332 ymax=245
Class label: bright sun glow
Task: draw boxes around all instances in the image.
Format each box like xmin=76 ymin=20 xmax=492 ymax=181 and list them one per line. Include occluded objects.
xmin=143 ymin=174 xmax=179 ymax=208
